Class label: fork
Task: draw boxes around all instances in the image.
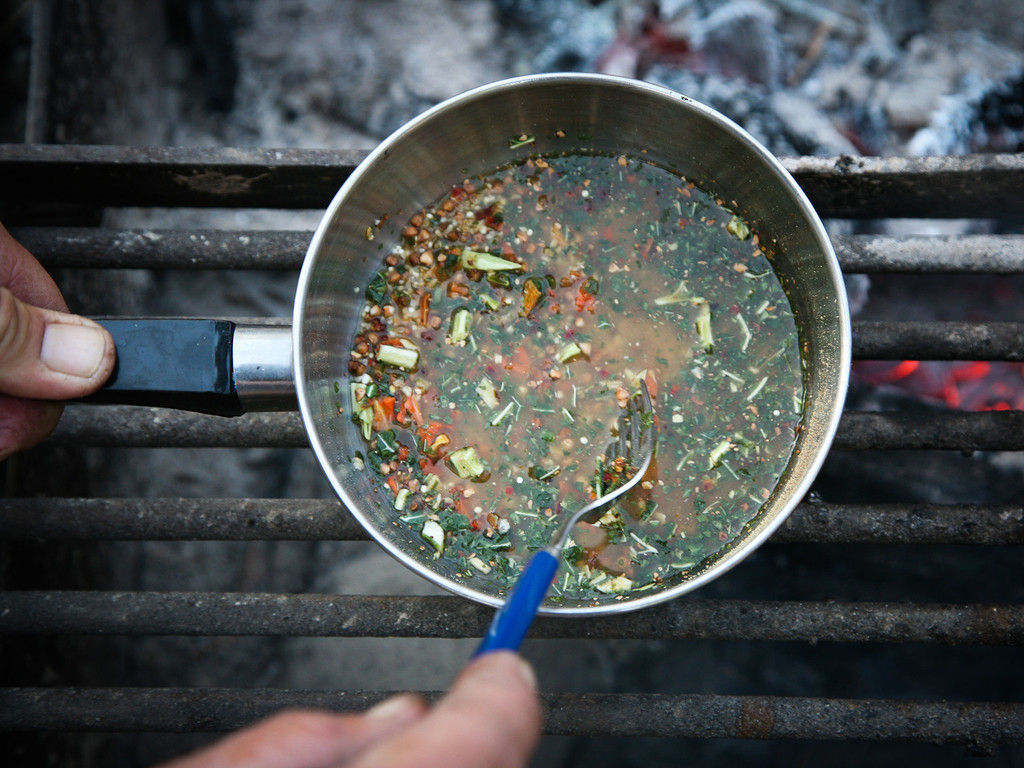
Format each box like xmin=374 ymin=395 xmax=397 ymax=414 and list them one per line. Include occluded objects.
xmin=475 ymin=381 xmax=657 ymax=655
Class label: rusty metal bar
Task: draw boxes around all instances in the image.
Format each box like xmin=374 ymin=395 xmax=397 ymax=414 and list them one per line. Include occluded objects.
xmin=13 ymin=227 xmax=1024 ymax=273
xmin=1 ymin=688 xmax=1022 ymax=746
xmin=3 ymin=145 xmax=1023 ymax=218
xmin=852 ymin=321 xmax=1024 ymax=360
xmin=0 ymin=592 xmax=1020 ymax=645
xmin=12 ymin=227 xmax=310 ymax=270
xmin=46 ymin=406 xmax=1024 ymax=450
xmin=834 ymin=234 xmax=1024 ymax=274
xmin=1 ymin=498 xmax=1021 ymax=545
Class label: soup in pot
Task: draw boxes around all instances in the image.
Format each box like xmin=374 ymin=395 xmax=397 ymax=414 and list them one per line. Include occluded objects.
xmin=344 ymin=149 xmax=804 ymax=604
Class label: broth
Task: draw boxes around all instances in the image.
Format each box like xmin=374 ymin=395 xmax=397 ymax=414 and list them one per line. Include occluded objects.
xmin=345 ymin=151 xmax=803 ymax=603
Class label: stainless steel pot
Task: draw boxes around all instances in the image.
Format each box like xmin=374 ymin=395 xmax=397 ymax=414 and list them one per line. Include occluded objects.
xmin=294 ymin=74 xmax=850 ymax=614
xmin=100 ymin=74 xmax=851 ymax=615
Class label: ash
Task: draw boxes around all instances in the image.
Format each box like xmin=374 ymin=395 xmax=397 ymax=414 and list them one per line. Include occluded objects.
xmin=29 ymin=1 xmax=1024 ymax=766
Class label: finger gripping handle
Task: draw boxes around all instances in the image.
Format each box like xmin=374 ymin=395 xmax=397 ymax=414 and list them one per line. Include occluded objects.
xmin=474 ymin=548 xmax=560 ymax=656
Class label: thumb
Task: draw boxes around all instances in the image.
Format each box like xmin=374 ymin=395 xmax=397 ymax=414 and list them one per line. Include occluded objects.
xmin=349 ymin=651 xmax=542 ymax=768
xmin=0 ymin=286 xmax=116 ymax=400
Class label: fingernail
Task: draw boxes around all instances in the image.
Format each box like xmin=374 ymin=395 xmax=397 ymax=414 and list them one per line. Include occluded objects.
xmin=40 ymin=323 xmax=107 ymax=378
xmin=365 ymin=693 xmax=424 ymax=723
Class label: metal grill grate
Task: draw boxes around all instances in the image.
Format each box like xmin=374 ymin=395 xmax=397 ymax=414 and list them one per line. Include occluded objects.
xmin=2 ymin=146 xmax=1023 ymax=763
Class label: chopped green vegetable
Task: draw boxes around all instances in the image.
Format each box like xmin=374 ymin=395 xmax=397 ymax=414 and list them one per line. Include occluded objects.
xmin=377 ymin=343 xmax=419 ymax=370
xmin=374 ymin=429 xmax=399 ymax=457
xmin=708 ymin=438 xmax=732 ymax=468
xmin=487 ymin=272 xmax=513 ymax=289
xmin=528 ymin=464 xmax=561 ymax=481
xmin=595 ymin=574 xmax=633 ymax=594
xmin=476 ymin=377 xmax=500 ymax=409
xmin=449 ymin=307 xmax=472 ymax=344
xmin=509 ymin=134 xmax=536 ymax=149
xmin=735 ymin=313 xmax=752 ymax=352
xmin=421 ymin=520 xmax=445 ymax=556
xmin=654 ymin=280 xmax=692 ymax=306
xmin=447 ymin=446 xmax=488 ymax=480
xmin=366 ymin=272 xmax=388 ymax=304
xmin=727 ymin=215 xmax=751 ymax=240
xmin=695 ymin=300 xmax=714 ymax=354
xmin=557 ymin=342 xmax=585 ymax=364
xmin=747 ymin=376 xmax=769 ymax=402
xmin=461 ymin=249 xmax=523 ymax=272
xmin=489 ymin=400 xmax=516 ymax=427
xmin=394 ymin=487 xmax=411 ymax=510
xmin=357 ymin=406 xmax=373 ymax=440
xmin=399 ymin=512 xmax=426 ymax=524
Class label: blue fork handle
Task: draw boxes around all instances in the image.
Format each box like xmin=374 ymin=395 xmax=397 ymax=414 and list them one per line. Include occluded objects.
xmin=474 ymin=548 xmax=560 ymax=656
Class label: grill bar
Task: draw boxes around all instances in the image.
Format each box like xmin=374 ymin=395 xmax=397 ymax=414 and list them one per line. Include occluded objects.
xmin=0 ymin=592 xmax=1019 ymax=644
xmin=834 ymin=234 xmax=1024 ymax=274
xmin=47 ymin=407 xmax=1024 ymax=450
xmin=13 ymin=227 xmax=1024 ymax=274
xmin=1 ymin=498 xmax=1021 ymax=545
xmin=0 ymin=498 xmax=367 ymax=541
xmin=2 ymin=688 xmax=1021 ymax=747
xmin=784 ymin=153 xmax=1024 ymax=219
xmin=50 ymin=408 xmax=310 ymax=448
xmin=834 ymin=410 xmax=1024 ymax=450
xmin=2 ymin=145 xmax=1023 ymax=218
xmin=13 ymin=227 xmax=310 ymax=270
xmin=0 ymin=144 xmax=361 ymax=208
xmin=852 ymin=321 xmax=1024 ymax=360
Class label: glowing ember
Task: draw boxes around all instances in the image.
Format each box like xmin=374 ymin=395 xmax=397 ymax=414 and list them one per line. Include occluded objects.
xmin=852 ymin=360 xmax=1024 ymax=411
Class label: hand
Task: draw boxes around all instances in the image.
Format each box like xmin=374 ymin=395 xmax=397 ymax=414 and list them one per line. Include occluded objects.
xmin=159 ymin=651 xmax=542 ymax=768
xmin=0 ymin=222 xmax=116 ymax=460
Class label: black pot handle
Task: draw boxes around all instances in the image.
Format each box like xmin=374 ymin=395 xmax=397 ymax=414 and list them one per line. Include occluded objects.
xmin=83 ymin=319 xmax=295 ymax=416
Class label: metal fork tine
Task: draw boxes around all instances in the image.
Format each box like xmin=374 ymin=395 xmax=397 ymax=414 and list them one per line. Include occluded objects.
xmin=629 ymin=396 xmax=641 ymax=454
xmin=551 ymin=380 xmax=657 ymax=551
xmin=618 ymin=410 xmax=629 ymax=459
